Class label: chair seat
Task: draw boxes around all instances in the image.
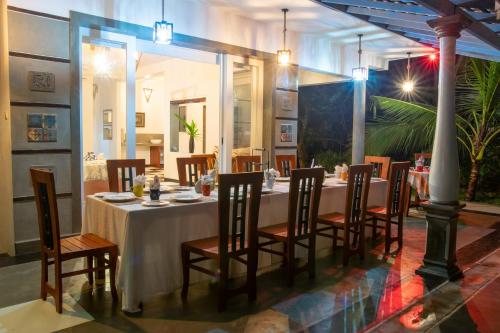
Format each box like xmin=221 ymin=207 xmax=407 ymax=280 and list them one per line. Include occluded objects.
xmin=60 ymin=233 xmax=117 ymax=259
xmin=182 ymin=236 xmax=247 ymax=259
xmin=366 ymin=206 xmax=400 ymax=219
xmin=258 ymin=223 xmax=289 ymax=241
xmin=317 ymin=212 xmax=345 ymax=227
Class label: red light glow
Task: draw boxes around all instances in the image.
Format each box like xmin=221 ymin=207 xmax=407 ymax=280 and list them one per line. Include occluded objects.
xmin=429 ymin=54 xmax=437 ymax=61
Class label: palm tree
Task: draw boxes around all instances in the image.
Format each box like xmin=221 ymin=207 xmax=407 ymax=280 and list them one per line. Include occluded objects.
xmin=366 ymin=58 xmax=499 ymax=201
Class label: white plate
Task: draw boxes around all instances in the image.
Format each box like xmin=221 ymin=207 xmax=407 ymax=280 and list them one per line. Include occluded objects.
xmin=94 ymin=192 xmax=114 ymax=198
xmin=262 ymin=188 xmax=273 ymax=194
xmin=141 ymin=200 xmax=170 ymax=207
xmin=103 ymin=193 xmax=136 ymax=202
xmin=171 ymin=186 xmax=192 ymax=191
xmin=276 ymin=177 xmax=290 ymax=182
xmin=325 ymin=173 xmax=336 ymax=178
xmin=173 ymin=194 xmax=202 ymax=203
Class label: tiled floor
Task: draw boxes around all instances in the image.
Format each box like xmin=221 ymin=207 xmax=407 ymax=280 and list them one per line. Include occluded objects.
xmin=0 ymin=210 xmax=498 ymax=333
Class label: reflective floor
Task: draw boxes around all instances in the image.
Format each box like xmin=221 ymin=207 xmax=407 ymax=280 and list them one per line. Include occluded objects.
xmin=0 ymin=210 xmax=498 ymax=333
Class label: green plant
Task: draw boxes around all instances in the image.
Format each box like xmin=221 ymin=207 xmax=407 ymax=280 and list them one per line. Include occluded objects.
xmin=175 ymin=114 xmax=199 ymax=139
xmin=366 ymin=58 xmax=499 ymax=202
xmin=315 ymin=150 xmax=345 ymax=173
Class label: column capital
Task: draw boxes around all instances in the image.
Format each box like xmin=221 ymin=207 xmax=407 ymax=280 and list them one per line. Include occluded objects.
xmin=427 ymin=14 xmax=471 ymax=38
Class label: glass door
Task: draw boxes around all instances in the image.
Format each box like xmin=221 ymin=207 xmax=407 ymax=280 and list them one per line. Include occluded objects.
xmin=80 ymin=29 xmax=136 ymax=196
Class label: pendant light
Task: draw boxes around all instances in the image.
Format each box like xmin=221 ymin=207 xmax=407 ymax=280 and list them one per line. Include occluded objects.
xmin=352 ymin=34 xmax=368 ymax=81
xmin=402 ymin=52 xmax=414 ymax=93
xmin=153 ymin=0 xmax=173 ymax=44
xmin=277 ymin=8 xmax=291 ymax=65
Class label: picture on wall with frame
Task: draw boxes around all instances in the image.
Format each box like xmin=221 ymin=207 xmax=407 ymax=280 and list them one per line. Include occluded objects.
xmin=136 ymin=112 xmax=145 ymax=128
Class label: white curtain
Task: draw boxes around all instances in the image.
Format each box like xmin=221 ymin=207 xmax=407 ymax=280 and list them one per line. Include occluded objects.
xmin=0 ymin=0 xmax=15 ymax=255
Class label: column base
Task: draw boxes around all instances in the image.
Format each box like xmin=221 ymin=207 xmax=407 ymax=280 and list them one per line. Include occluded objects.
xmin=416 ymin=201 xmax=464 ymax=281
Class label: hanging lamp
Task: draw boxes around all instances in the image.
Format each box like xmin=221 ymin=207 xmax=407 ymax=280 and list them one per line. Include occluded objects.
xmin=402 ymin=52 xmax=414 ymax=93
xmin=277 ymin=8 xmax=291 ymax=65
xmin=153 ymin=0 xmax=173 ymax=44
xmin=352 ymin=34 xmax=368 ymax=81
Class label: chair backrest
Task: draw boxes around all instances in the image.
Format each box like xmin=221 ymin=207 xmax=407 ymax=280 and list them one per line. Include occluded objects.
xmin=343 ymin=164 xmax=373 ymax=237
xmin=414 ymin=153 xmax=432 ymax=166
xmin=217 ymin=172 xmax=263 ymax=256
xmin=276 ymin=154 xmax=297 ymax=177
xmin=386 ymin=161 xmax=411 ymax=216
xmin=30 ymin=168 xmax=61 ymax=257
xmin=106 ymin=159 xmax=146 ymax=192
xmin=364 ymin=156 xmax=391 ymax=179
xmin=287 ymin=168 xmax=324 ymax=240
xmin=177 ymin=157 xmax=208 ymax=186
xmin=191 ymin=154 xmax=217 ymax=170
xmin=234 ymin=155 xmax=261 ymax=173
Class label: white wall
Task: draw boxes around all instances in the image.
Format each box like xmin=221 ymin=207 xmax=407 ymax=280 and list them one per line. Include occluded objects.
xmin=6 ymin=0 xmax=389 ymax=75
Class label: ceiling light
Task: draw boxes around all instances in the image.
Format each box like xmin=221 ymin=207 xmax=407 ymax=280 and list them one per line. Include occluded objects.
xmin=429 ymin=53 xmax=437 ymax=61
xmin=153 ymin=0 xmax=173 ymax=45
xmin=401 ymin=52 xmax=414 ymax=93
xmin=93 ymin=48 xmax=111 ymax=76
xmin=277 ymin=8 xmax=291 ymax=66
xmin=352 ymin=34 xmax=368 ymax=81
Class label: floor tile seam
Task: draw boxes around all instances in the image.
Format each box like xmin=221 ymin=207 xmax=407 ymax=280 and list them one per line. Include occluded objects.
xmin=424 ymin=271 xmax=500 ymax=333
xmin=363 ymin=249 xmax=500 ymax=333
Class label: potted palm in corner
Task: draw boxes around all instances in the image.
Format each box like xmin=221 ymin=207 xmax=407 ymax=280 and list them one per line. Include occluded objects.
xmin=176 ymin=114 xmax=199 ymax=153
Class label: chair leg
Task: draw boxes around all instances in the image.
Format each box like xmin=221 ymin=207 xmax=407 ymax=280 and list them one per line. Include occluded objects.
xmin=342 ymin=230 xmax=350 ymax=266
xmin=384 ymin=218 xmax=391 ymax=254
xmin=54 ymin=262 xmax=63 ymax=313
xmin=109 ymin=251 xmax=119 ymax=301
xmin=308 ymin=237 xmax=316 ymax=280
xmin=397 ymin=215 xmax=404 ymax=250
xmin=86 ymin=256 xmax=94 ymax=286
xmin=217 ymin=258 xmax=229 ymax=312
xmin=332 ymin=227 xmax=338 ymax=253
xmin=371 ymin=218 xmax=378 ymax=246
xmin=247 ymin=251 xmax=257 ymax=302
xmin=286 ymin=241 xmax=295 ymax=287
xmin=40 ymin=253 xmax=48 ymax=301
xmin=181 ymin=247 xmax=190 ymax=299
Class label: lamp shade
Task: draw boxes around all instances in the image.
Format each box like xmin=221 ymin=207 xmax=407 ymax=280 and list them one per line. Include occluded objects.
xmin=352 ymin=67 xmax=368 ymax=81
xmin=153 ymin=20 xmax=173 ymax=44
xmin=277 ymin=49 xmax=291 ymax=65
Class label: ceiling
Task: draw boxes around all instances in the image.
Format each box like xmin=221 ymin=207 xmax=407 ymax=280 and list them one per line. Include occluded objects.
xmin=203 ymin=0 xmax=499 ymax=61
xmin=203 ymin=0 xmax=433 ymax=58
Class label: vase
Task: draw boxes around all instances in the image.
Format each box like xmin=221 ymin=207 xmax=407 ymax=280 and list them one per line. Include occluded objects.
xmin=189 ymin=136 xmax=195 ymax=153
xmin=266 ymin=178 xmax=275 ymax=189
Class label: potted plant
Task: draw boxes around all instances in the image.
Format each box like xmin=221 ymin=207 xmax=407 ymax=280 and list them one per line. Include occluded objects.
xmin=175 ymin=114 xmax=199 ymax=153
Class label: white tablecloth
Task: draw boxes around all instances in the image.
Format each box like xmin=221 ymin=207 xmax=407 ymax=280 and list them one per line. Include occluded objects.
xmin=82 ymin=178 xmax=387 ymax=312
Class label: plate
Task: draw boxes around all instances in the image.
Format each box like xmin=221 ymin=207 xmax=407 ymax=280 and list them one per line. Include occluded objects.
xmin=325 ymin=173 xmax=336 ymax=178
xmin=171 ymin=186 xmax=192 ymax=191
xmin=276 ymin=177 xmax=290 ymax=182
xmin=94 ymin=192 xmax=114 ymax=198
xmin=103 ymin=193 xmax=136 ymax=202
xmin=173 ymin=194 xmax=202 ymax=203
xmin=141 ymin=200 xmax=170 ymax=207
xmin=262 ymin=188 xmax=273 ymax=194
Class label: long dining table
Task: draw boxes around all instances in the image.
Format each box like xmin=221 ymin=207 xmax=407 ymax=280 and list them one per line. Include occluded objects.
xmin=82 ymin=176 xmax=387 ymax=312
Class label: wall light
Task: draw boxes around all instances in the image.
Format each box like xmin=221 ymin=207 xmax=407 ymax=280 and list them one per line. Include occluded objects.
xmin=153 ymin=0 xmax=173 ymax=45
xmin=352 ymin=34 xmax=368 ymax=81
xmin=277 ymin=9 xmax=291 ymax=65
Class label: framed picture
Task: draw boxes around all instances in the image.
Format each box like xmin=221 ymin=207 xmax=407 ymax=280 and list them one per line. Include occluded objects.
xmin=275 ymin=90 xmax=298 ymax=118
xmin=178 ymin=106 xmax=187 ymax=132
xmin=103 ymin=125 xmax=113 ymax=140
xmin=103 ymin=109 xmax=112 ymax=124
xmin=136 ymin=112 xmax=145 ymax=128
xmin=27 ymin=113 xmax=57 ymax=142
xmin=28 ymin=71 xmax=55 ymax=92
xmin=275 ymin=119 xmax=297 ymax=147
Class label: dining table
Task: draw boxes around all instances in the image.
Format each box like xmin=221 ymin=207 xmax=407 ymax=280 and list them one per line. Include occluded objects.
xmin=407 ymin=169 xmax=430 ymax=200
xmin=82 ymin=176 xmax=388 ymax=312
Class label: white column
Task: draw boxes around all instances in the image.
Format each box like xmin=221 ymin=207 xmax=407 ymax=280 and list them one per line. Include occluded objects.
xmin=351 ymin=79 xmax=366 ymax=164
xmin=428 ymin=18 xmax=463 ymax=204
xmin=0 ymin=0 xmax=15 ymax=255
xmin=218 ymin=53 xmax=234 ymax=173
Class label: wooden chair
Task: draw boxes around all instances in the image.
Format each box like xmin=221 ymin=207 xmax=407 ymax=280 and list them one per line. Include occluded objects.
xmin=365 ymin=162 xmax=411 ymax=254
xmin=181 ymin=172 xmax=264 ymax=311
xmin=364 ymin=156 xmax=391 ymax=179
xmin=106 ymin=159 xmax=146 ymax=192
xmin=176 ymin=157 xmax=208 ymax=186
xmin=275 ymin=154 xmax=297 ymax=177
xmin=316 ymin=164 xmax=373 ymax=266
xmin=234 ymin=155 xmax=261 ymax=173
xmin=31 ymin=168 xmax=118 ymax=313
xmin=191 ymin=153 xmax=217 ymax=170
xmin=258 ymin=168 xmax=324 ymax=286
